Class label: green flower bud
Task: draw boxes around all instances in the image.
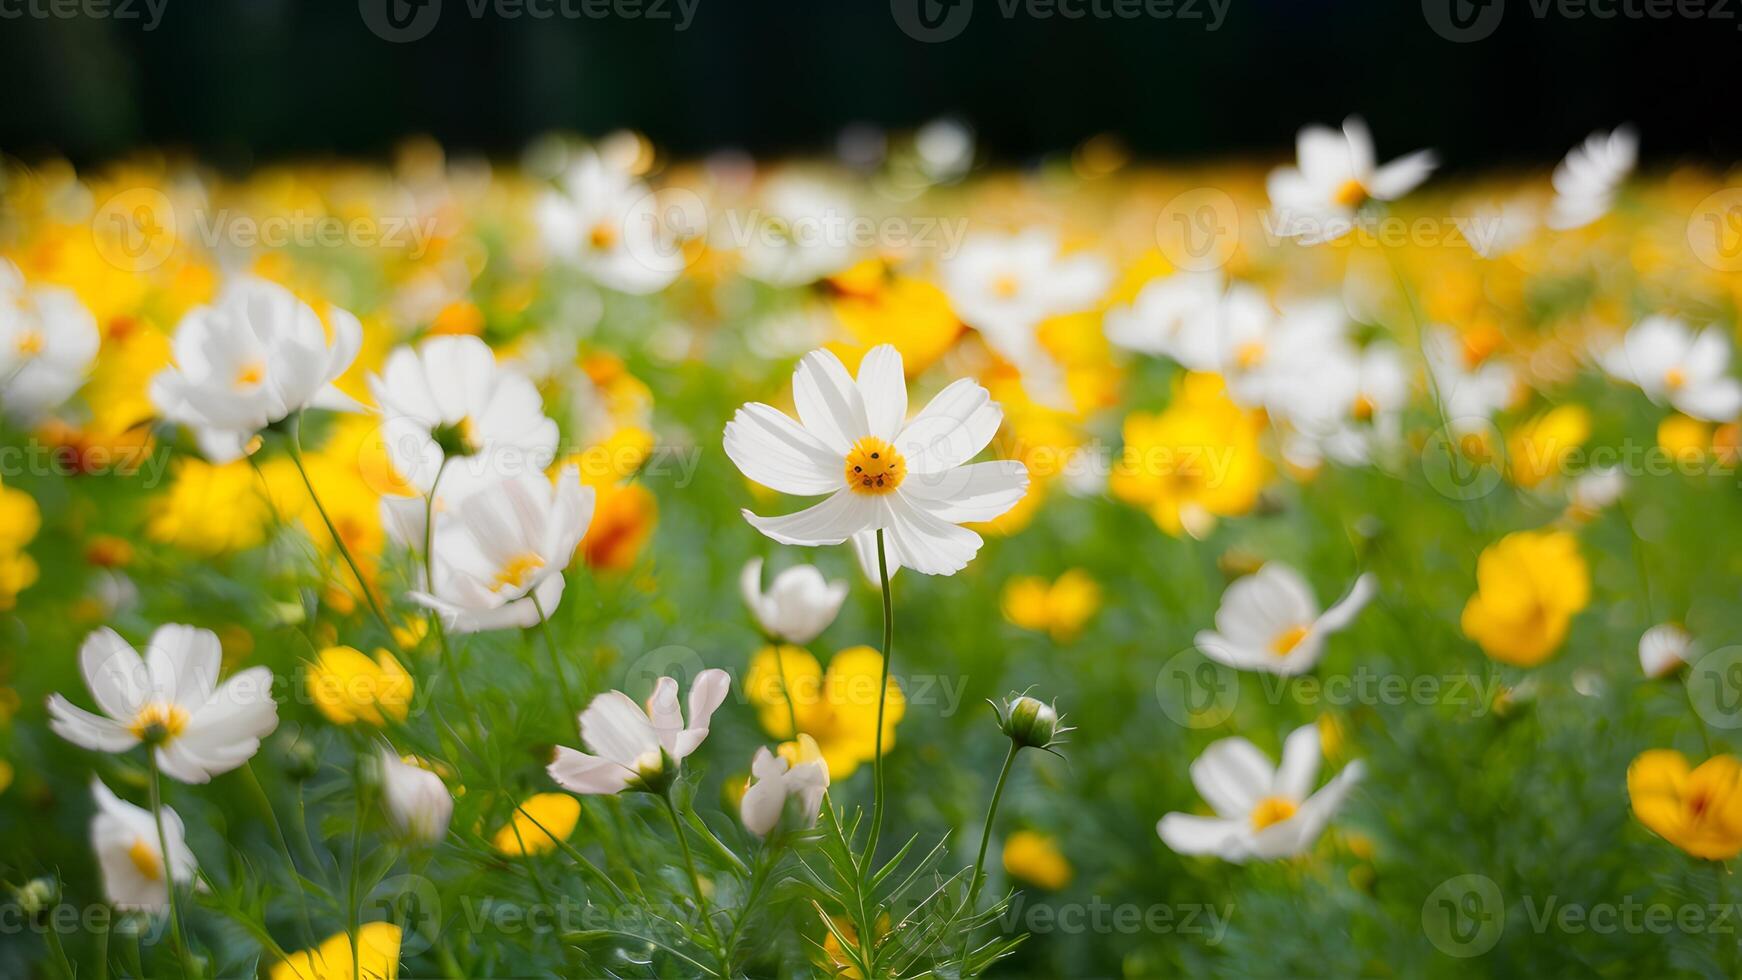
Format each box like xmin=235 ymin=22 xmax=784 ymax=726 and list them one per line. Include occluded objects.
xmin=995 ymin=694 xmax=1070 ymax=751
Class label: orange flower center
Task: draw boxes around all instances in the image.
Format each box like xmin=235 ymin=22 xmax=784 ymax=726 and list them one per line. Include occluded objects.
xmin=992 ymin=274 xmax=1021 ymax=300
xmin=1332 ymin=179 xmax=1369 ymax=209
xmin=844 ymin=437 xmax=906 ymax=495
xmin=1250 ymin=796 xmax=1299 ymax=831
xmin=589 ymin=220 xmax=619 ymax=251
xmin=128 ymin=702 xmax=189 ymax=743
xmin=234 ymin=360 xmax=266 ymax=389
xmin=1272 ymin=625 xmax=1310 ymax=657
xmin=1665 ymin=367 xmax=1688 ymax=391
xmin=1234 ymin=341 xmax=1267 ymax=370
xmin=127 ymin=838 xmax=163 ymax=881
xmin=14 ymin=329 xmax=44 ymax=358
xmin=493 ymin=552 xmax=546 ymax=593
xmin=1352 ymin=394 xmax=1376 ymax=421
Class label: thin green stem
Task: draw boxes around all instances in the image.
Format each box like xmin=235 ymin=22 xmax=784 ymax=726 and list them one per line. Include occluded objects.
xmin=662 ymin=793 xmax=726 ymax=964
xmin=864 ymin=528 xmax=894 ymax=872
xmin=966 ymin=743 xmax=1019 ymax=910
xmin=241 ymin=762 xmax=317 ymax=946
xmin=147 ymin=753 xmax=197 ymax=977
xmin=286 ymin=413 xmax=398 ymax=645
xmin=529 ymin=590 xmax=581 ymax=733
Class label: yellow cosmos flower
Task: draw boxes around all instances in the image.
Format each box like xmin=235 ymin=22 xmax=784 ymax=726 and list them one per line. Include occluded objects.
xmin=492 ymin=793 xmax=581 ymax=857
xmin=1001 ymin=569 xmax=1101 ymax=641
xmin=1002 ymin=830 xmax=1073 ymax=889
xmin=827 ymin=259 xmax=963 ymax=376
xmin=564 ymin=426 xmax=654 ymax=488
xmin=83 ymin=317 xmax=172 ymax=437
xmin=1460 ymin=530 xmax=1590 ymax=667
xmin=745 ymin=645 xmax=903 ymax=780
xmin=270 ymin=922 xmax=402 ymax=980
xmin=820 ymin=913 xmax=889 ymax=980
xmin=1657 ymin=414 xmax=1713 ymax=464
xmin=0 ymin=486 xmax=41 ymax=554
xmin=306 ymin=647 xmax=413 ymax=727
xmin=580 ymin=481 xmax=658 ymax=573
xmin=1628 ymin=750 xmax=1742 ymax=860
xmin=147 ymin=458 xmax=275 ymax=557
xmin=1505 ymin=404 xmax=1590 ymax=489
xmin=1110 ymin=373 xmax=1267 ymax=537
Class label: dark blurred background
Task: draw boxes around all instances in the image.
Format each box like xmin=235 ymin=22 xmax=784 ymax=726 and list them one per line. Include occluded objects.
xmin=0 ymin=0 xmax=1738 ymax=169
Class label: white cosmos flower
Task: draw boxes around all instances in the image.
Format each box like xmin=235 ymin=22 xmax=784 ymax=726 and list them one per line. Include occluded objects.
xmin=547 ymin=669 xmax=732 ymax=795
xmin=0 ymin=259 xmax=100 ymax=421
xmin=741 ymin=557 xmax=849 ymax=645
xmin=740 ymin=735 xmax=830 ymax=837
xmin=1456 ymin=198 xmax=1540 ymax=259
xmin=48 ymin=625 xmax=278 ymax=784
xmin=1599 ymin=316 xmax=1742 ymax=422
xmin=722 ymin=344 xmax=1028 ymax=576
xmin=410 ymin=465 xmax=594 ymax=634
xmin=90 ymin=777 xmax=198 ymax=913
xmin=1267 ymin=117 xmax=1437 ymax=245
xmin=941 ymin=229 xmax=1111 ymax=376
xmin=536 ymin=150 xmax=683 ymax=294
xmin=737 ymin=176 xmax=859 ymax=287
xmin=1218 ymin=296 xmax=1349 ymax=412
xmin=1196 ymin=564 xmax=1375 ymax=676
xmin=370 ymin=335 xmax=560 ymax=497
xmin=378 ymin=749 xmax=454 ymax=845
xmin=1424 ymin=325 xmax=1516 ymax=432
xmin=1639 ymin=624 xmax=1693 ymax=679
xmin=1547 ymin=126 xmax=1637 ymax=231
xmin=1272 ymin=342 xmax=1411 ymax=467
xmin=150 ymin=277 xmax=363 ymax=462
xmin=1103 ymin=270 xmax=1224 ymax=364
xmin=1569 ymin=465 xmax=1625 ymax=516
xmin=1158 ymin=724 xmax=1364 ymax=863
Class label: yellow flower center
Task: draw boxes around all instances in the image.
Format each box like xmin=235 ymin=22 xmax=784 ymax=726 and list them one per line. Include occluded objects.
xmin=1272 ymin=624 xmax=1310 ymax=657
xmin=128 ymin=702 xmax=189 ymax=743
xmin=1332 ymin=178 xmax=1369 ymax=209
xmin=1352 ymin=394 xmax=1376 ymax=421
xmin=589 ymin=220 xmax=619 ymax=251
xmin=493 ymin=552 xmax=546 ymax=593
xmin=234 ymin=361 xmax=266 ymax=389
xmin=844 ymin=437 xmax=906 ymax=495
xmin=1665 ymin=367 xmax=1687 ymax=391
xmin=1234 ymin=341 xmax=1267 ymax=370
xmin=14 ymin=329 xmax=44 ymax=358
xmin=127 ymin=838 xmax=163 ymax=881
xmin=992 ymin=274 xmax=1021 ymax=300
xmin=1249 ymin=795 xmax=1299 ymax=831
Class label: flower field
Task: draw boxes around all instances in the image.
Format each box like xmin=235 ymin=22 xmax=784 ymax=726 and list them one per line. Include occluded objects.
xmin=3 ymin=121 xmax=1742 ymax=977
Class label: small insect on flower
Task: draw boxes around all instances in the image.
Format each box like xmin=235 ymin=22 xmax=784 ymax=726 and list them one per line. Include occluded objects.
xmin=722 ymin=344 xmax=1028 ymax=576
xmin=269 ymin=922 xmax=402 ymax=980
xmin=741 ymin=557 xmax=849 ymax=646
xmin=1628 ymin=750 xmax=1742 ymax=860
xmin=151 ymin=277 xmax=363 ymax=462
xmin=1195 ymin=563 xmax=1376 ymax=677
xmin=548 ymin=669 xmax=731 ymax=796
xmin=48 ymin=625 xmax=278 ymax=783
xmin=1158 ymin=723 xmax=1363 ymax=864
xmin=89 ymin=777 xmax=197 ymax=913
